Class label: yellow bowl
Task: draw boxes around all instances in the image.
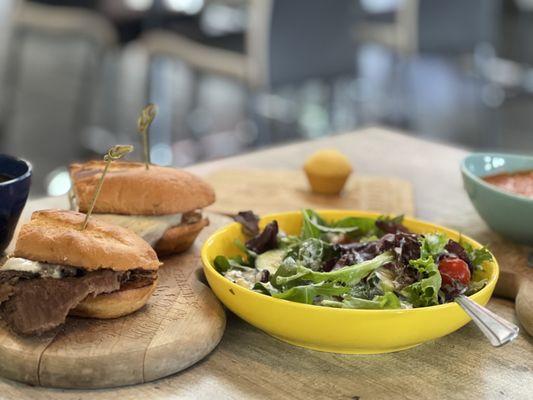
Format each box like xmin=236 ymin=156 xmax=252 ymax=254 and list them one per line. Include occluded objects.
xmin=201 ymin=210 xmax=498 ymax=354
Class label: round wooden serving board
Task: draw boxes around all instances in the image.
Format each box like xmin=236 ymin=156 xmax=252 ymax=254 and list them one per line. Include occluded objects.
xmin=0 ymin=212 xmax=227 ymax=389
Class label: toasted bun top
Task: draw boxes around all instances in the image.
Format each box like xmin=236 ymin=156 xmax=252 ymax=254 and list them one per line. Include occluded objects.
xmin=69 ymin=161 xmax=216 ymax=215
xmin=13 ymin=210 xmax=161 ymax=271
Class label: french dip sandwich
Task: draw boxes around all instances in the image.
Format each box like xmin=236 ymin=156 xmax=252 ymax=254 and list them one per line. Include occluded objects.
xmin=69 ymin=161 xmax=215 ymax=256
xmin=0 ymin=210 xmax=160 ymax=336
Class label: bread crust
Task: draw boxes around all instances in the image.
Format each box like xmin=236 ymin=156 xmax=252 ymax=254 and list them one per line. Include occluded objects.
xmin=70 ymin=279 xmax=158 ymax=319
xmin=70 ymin=161 xmax=215 ymax=215
xmin=154 ymin=218 xmax=209 ymax=256
xmin=14 ymin=210 xmax=161 ymax=271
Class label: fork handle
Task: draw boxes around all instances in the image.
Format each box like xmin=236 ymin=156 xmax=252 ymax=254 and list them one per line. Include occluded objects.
xmin=455 ymin=295 xmax=519 ymax=347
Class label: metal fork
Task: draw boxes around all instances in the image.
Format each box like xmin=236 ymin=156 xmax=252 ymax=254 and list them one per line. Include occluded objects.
xmin=455 ymin=294 xmax=519 ymax=346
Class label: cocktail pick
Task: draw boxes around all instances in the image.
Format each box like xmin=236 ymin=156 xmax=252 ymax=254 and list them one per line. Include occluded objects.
xmin=81 ymin=145 xmax=134 ymax=230
xmin=137 ymin=103 xmax=157 ymax=170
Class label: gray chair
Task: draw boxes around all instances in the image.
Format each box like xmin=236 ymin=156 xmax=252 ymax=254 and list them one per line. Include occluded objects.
xmin=141 ymin=0 xmax=356 ymax=88
xmin=135 ymin=0 xmax=357 ymax=158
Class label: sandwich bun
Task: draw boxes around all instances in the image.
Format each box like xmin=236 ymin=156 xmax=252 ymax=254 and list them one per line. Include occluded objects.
xmin=154 ymin=217 xmax=209 ymax=256
xmin=14 ymin=209 xmax=161 ymax=271
xmin=70 ymin=278 xmax=158 ymax=319
xmin=69 ymin=161 xmax=215 ymax=215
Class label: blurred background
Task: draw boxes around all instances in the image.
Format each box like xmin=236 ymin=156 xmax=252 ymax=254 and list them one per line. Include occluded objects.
xmin=0 ymin=0 xmax=532 ymax=196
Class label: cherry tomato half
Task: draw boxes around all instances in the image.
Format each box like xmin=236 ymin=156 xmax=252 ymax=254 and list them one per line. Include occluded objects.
xmin=438 ymin=257 xmax=471 ymax=287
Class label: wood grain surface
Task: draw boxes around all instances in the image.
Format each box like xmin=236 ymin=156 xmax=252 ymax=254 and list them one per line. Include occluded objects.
xmin=205 ymin=169 xmax=414 ymax=216
xmin=0 ymin=128 xmax=531 ymax=400
xmin=0 ymin=200 xmax=226 ymax=388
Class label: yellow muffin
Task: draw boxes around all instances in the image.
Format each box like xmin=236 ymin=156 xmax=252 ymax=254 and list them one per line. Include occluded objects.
xmin=303 ymin=149 xmax=353 ymax=195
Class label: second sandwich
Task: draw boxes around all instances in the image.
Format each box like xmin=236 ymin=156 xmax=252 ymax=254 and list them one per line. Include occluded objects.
xmin=69 ymin=161 xmax=216 ymax=256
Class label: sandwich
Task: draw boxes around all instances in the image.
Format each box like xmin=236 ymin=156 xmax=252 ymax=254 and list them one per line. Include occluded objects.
xmin=68 ymin=161 xmax=215 ymax=256
xmin=0 ymin=209 xmax=161 ymax=336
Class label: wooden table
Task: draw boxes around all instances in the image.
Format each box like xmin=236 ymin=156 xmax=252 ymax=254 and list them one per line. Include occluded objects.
xmin=2 ymin=127 xmax=532 ymax=399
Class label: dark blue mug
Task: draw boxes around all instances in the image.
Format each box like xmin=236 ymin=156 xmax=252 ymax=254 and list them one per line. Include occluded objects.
xmin=0 ymin=155 xmax=32 ymax=254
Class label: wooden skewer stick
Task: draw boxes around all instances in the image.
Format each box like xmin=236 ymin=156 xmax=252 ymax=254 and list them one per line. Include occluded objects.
xmin=81 ymin=145 xmax=134 ymax=230
xmin=137 ymin=104 xmax=157 ymax=170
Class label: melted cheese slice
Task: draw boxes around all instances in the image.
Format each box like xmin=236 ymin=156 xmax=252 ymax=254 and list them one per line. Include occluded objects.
xmin=2 ymin=257 xmax=70 ymax=279
xmin=94 ymin=213 xmax=183 ymax=245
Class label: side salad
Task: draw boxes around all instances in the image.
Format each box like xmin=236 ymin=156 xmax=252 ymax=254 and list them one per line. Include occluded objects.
xmin=213 ymin=210 xmax=493 ymax=309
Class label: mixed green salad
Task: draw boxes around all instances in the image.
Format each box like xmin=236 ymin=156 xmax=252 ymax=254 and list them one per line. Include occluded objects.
xmin=214 ymin=210 xmax=493 ymax=309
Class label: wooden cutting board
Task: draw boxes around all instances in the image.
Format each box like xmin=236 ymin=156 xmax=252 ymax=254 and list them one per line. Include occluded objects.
xmin=205 ymin=169 xmax=415 ymax=216
xmin=0 ymin=213 xmax=227 ymax=389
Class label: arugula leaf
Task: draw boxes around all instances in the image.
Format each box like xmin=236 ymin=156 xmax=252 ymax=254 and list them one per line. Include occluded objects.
xmin=214 ymin=255 xmax=231 ymax=273
xmin=301 ymin=209 xmax=326 ymax=239
xmin=252 ymin=282 xmax=278 ymax=296
xmin=321 ymin=292 xmax=401 ymax=309
xmin=273 ymin=282 xmax=350 ymax=304
xmin=234 ymin=239 xmax=257 ymax=267
xmin=297 ymin=238 xmax=327 ymax=271
xmin=275 ymin=252 xmax=394 ymax=286
xmin=278 ymin=233 xmax=302 ymax=250
xmin=301 ymin=209 xmax=375 ymax=239
xmin=270 ymin=257 xmax=301 ymax=290
xmin=214 ymin=255 xmax=251 ymax=273
xmin=332 ymin=216 xmax=377 ymax=234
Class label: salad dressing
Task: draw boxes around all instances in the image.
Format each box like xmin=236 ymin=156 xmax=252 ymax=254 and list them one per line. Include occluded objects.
xmin=483 ymin=169 xmax=533 ymax=198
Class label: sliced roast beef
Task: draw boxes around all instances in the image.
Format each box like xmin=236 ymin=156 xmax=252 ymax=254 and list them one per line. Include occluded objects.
xmin=0 ymin=270 xmax=37 ymax=303
xmin=121 ymin=269 xmax=158 ymax=290
xmin=0 ymin=270 xmax=122 ymax=336
xmin=0 ymin=268 xmax=157 ymax=336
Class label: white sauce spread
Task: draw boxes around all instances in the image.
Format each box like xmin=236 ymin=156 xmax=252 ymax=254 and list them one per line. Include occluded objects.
xmin=1 ymin=258 xmax=76 ymax=279
xmin=94 ymin=213 xmax=183 ymax=245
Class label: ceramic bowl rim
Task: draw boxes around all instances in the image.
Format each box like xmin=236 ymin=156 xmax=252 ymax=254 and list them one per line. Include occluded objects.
xmin=0 ymin=154 xmax=32 ymax=187
xmin=461 ymin=152 xmax=533 ymax=203
xmin=201 ymin=209 xmax=499 ymax=316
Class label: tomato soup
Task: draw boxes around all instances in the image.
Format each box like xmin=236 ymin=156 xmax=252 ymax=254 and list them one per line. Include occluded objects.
xmin=483 ymin=170 xmax=533 ymax=198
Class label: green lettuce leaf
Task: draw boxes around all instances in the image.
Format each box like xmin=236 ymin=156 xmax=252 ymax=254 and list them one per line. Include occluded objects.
xmin=273 ymin=282 xmax=350 ymax=304
xmin=300 ymin=209 xmax=376 ymax=239
xmin=401 ymin=238 xmax=444 ymax=307
xmin=419 ymin=232 xmax=448 ymax=259
xmin=301 ymin=209 xmax=327 ymax=239
xmin=332 ymin=216 xmax=377 ymax=234
xmin=321 ymin=292 xmax=401 ymax=309
xmin=465 ymin=278 xmax=488 ymax=295
xmin=401 ymin=271 xmax=442 ymax=307
xmin=275 ymin=252 xmax=394 ymax=286
xmin=459 ymin=239 xmax=493 ymax=270
xmin=252 ymin=282 xmax=278 ymax=296
xmin=401 ymin=254 xmax=442 ymax=307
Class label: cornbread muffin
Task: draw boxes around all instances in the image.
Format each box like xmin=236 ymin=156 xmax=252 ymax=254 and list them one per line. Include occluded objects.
xmin=303 ymin=149 xmax=353 ymax=195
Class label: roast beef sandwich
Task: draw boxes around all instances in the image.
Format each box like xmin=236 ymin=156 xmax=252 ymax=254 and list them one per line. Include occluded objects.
xmin=0 ymin=209 xmax=161 ymax=336
xmin=69 ymin=161 xmax=215 ymax=256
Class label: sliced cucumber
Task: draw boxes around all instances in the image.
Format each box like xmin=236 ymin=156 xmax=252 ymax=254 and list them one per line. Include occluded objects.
xmin=255 ymin=249 xmax=286 ymax=275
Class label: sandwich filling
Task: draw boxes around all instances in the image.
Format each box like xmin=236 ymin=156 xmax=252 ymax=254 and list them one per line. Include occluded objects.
xmin=0 ymin=258 xmax=156 ymax=336
xmin=94 ymin=210 xmax=203 ymax=245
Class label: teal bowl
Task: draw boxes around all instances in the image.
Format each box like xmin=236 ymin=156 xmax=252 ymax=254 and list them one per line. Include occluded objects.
xmin=461 ymin=153 xmax=533 ymax=244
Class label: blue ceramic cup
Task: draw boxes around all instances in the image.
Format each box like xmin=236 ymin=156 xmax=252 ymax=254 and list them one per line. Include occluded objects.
xmin=0 ymin=155 xmax=32 ymax=254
